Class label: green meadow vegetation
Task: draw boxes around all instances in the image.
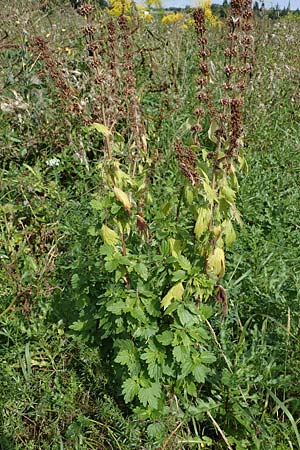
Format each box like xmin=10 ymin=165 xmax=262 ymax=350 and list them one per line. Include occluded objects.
xmin=0 ymin=0 xmax=300 ymax=448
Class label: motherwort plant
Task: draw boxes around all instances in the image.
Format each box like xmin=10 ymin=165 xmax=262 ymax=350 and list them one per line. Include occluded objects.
xmin=39 ymin=0 xmax=254 ymax=429
xmin=176 ymin=0 xmax=254 ymax=288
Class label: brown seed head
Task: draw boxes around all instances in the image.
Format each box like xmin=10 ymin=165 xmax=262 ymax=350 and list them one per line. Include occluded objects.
xmin=175 ymin=141 xmax=201 ymax=186
xmin=78 ymin=3 xmax=95 ymax=16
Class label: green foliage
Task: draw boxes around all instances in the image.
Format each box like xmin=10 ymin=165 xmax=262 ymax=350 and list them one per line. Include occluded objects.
xmin=1 ymin=3 xmax=300 ymax=449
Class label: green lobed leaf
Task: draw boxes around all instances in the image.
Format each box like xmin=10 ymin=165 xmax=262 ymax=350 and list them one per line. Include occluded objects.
xmin=122 ymin=378 xmax=139 ymax=403
xmin=138 ymin=382 xmax=161 ymax=409
xmin=147 ymin=423 xmax=167 ymax=440
xmin=173 ymin=345 xmax=190 ymax=363
xmin=134 ymin=262 xmax=148 ymax=280
xmin=90 ymin=199 xmax=103 ymax=210
xmin=69 ymin=320 xmax=86 ymax=332
xmin=115 ymin=349 xmax=131 ymax=366
xmin=156 ymin=330 xmax=173 ymax=346
xmin=106 ymin=300 xmax=125 ymax=315
xmin=193 ymin=364 xmax=209 ymax=383
xmin=177 ymin=255 xmax=192 ymax=273
xmin=199 ymin=351 xmax=216 ymax=364
xmin=186 ymin=381 xmax=198 ymax=397
xmin=177 ymin=305 xmax=197 ymax=327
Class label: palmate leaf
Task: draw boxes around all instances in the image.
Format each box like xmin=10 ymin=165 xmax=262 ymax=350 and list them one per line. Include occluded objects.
xmin=193 ymin=363 xmax=209 ymax=383
xmin=222 ymin=219 xmax=236 ymax=246
xmin=147 ymin=423 xmax=167 ymax=440
xmin=113 ymin=187 xmax=131 ymax=213
xmin=106 ymin=300 xmax=125 ymax=315
xmin=186 ymin=381 xmax=198 ymax=397
xmin=156 ymin=330 xmax=173 ymax=346
xmin=122 ymin=378 xmax=139 ymax=403
xmin=173 ymin=345 xmax=190 ymax=363
xmin=194 ymin=207 xmax=210 ymax=240
xmin=141 ymin=343 xmax=165 ymax=380
xmin=138 ymin=382 xmax=161 ymax=409
xmin=115 ymin=348 xmax=141 ymax=375
xmin=141 ymin=347 xmax=157 ymax=365
xmin=115 ymin=349 xmax=131 ymax=366
xmin=177 ymin=305 xmax=197 ymax=327
xmin=90 ymin=198 xmax=103 ymax=210
xmin=101 ymin=224 xmax=118 ymax=246
xmin=207 ymin=247 xmax=225 ymax=278
xmin=180 ymin=359 xmax=194 ymax=378
xmin=89 ymin=122 xmax=111 ymax=137
xmin=161 ymin=282 xmax=184 ymax=310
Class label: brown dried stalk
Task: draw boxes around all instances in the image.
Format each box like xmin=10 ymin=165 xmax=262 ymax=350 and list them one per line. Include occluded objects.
xmin=222 ymin=0 xmax=254 ymax=158
xmin=193 ymin=8 xmax=215 ymax=140
xmin=79 ymin=3 xmax=116 ymax=158
xmin=118 ymin=12 xmax=147 ymax=175
xmin=193 ymin=0 xmax=254 ymax=160
xmin=190 ymin=0 xmax=254 ymax=284
xmin=175 ymin=141 xmax=201 ymax=186
xmin=31 ymin=36 xmax=78 ymax=101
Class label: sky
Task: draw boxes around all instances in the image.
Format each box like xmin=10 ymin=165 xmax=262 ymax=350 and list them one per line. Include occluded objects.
xmin=162 ymin=0 xmax=299 ymax=9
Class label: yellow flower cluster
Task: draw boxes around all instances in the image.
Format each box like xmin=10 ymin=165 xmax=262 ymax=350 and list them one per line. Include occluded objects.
xmin=200 ymin=0 xmax=222 ymax=27
xmin=182 ymin=17 xmax=195 ymax=30
xmin=162 ymin=12 xmax=185 ymax=25
xmin=107 ymin=0 xmax=154 ymax=20
xmin=162 ymin=1 xmax=221 ymax=29
xmin=107 ymin=0 xmax=133 ymax=17
xmin=137 ymin=4 xmax=154 ymax=21
xmin=146 ymin=0 xmax=161 ymax=7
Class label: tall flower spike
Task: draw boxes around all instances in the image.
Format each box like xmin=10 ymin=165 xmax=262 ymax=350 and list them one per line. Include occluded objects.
xmin=31 ymin=37 xmax=77 ymax=103
xmin=118 ymin=12 xmax=147 ymax=174
xmin=193 ymin=7 xmax=216 ymax=144
xmin=223 ymin=0 xmax=254 ymax=158
xmin=175 ymin=141 xmax=201 ymax=186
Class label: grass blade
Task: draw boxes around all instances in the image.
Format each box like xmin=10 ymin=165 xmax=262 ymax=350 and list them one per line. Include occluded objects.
xmin=267 ymin=389 xmax=300 ymax=449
